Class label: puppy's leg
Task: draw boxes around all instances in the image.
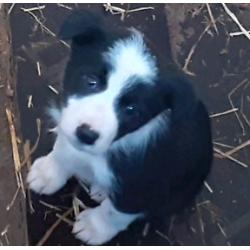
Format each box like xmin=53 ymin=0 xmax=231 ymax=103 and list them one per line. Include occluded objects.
xmin=73 ymin=198 xmax=141 ymax=245
xmin=27 ymin=134 xmax=89 ymax=195
xmin=83 ymin=156 xmax=112 ymax=203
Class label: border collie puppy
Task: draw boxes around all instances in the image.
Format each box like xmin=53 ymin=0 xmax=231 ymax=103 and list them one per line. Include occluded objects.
xmin=27 ymin=10 xmax=213 ymax=245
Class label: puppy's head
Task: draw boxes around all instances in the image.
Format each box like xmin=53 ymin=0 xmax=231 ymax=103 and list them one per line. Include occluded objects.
xmin=54 ymin=11 xmax=171 ymax=154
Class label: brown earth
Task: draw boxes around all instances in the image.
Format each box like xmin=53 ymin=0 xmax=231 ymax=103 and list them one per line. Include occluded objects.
xmin=0 ymin=3 xmax=250 ymax=246
xmin=0 ymin=5 xmax=28 ymax=246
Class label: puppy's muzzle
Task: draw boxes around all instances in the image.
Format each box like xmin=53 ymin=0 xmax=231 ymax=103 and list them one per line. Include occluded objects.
xmin=76 ymin=124 xmax=99 ymax=145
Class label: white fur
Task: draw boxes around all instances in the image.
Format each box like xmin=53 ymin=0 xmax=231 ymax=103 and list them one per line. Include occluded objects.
xmin=27 ymin=133 xmax=113 ymax=195
xmin=73 ymin=198 xmax=141 ymax=245
xmin=27 ymin=154 xmax=69 ymax=195
xmin=104 ymin=31 xmax=157 ymax=83
xmin=59 ymin=94 xmax=118 ymax=154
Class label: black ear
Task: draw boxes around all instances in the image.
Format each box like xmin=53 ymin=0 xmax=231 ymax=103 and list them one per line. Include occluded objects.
xmin=58 ymin=10 xmax=105 ymax=45
xmin=159 ymin=73 xmax=197 ymax=120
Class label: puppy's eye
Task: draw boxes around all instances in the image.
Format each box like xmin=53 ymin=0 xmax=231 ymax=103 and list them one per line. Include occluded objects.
xmin=125 ymin=105 xmax=138 ymax=116
xmin=82 ymin=75 xmax=99 ymax=89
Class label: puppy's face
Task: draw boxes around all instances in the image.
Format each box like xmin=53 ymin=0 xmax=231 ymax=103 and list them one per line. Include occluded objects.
xmin=58 ymin=32 xmax=166 ymax=154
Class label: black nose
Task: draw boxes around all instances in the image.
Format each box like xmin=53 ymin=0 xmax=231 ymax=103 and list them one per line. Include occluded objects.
xmin=76 ymin=124 xmax=99 ymax=145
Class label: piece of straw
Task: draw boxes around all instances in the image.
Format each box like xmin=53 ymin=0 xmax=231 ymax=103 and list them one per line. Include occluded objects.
xmin=20 ymin=7 xmax=70 ymax=48
xmin=55 ymin=213 xmax=74 ymax=226
xmin=155 ymin=230 xmax=172 ymax=244
xmin=23 ymin=140 xmax=35 ymax=213
xmin=36 ymin=61 xmax=41 ymax=76
xmin=210 ymin=108 xmax=238 ymax=118
xmin=103 ymin=3 xmax=154 ymax=21
xmin=206 ymin=4 xmax=219 ymax=35
xmin=228 ymin=79 xmax=248 ymax=135
xmin=224 ymin=139 xmax=250 ymax=156
xmin=230 ymin=30 xmax=250 ymax=37
xmin=37 ymin=208 xmax=73 ymax=246
xmin=214 ymin=147 xmax=248 ymax=168
xmin=57 ymin=3 xmax=72 ymax=10
xmin=217 ymin=222 xmax=227 ymax=238
xmin=27 ymin=95 xmax=33 ymax=108
xmin=8 ymin=3 xmax=15 ymax=14
xmin=183 ymin=19 xmax=215 ymax=76
xmin=204 ymin=181 xmax=213 ymax=193
xmin=6 ymin=187 xmax=20 ymax=211
xmin=39 ymin=200 xmax=62 ymax=212
xmin=48 ymin=85 xmax=59 ymax=95
xmin=213 ymin=141 xmax=234 ymax=149
xmin=21 ymin=5 xmax=46 ymax=12
xmin=5 ymin=108 xmax=26 ymax=197
xmin=222 ymin=3 xmax=250 ymax=41
xmin=20 ymin=118 xmax=41 ymax=168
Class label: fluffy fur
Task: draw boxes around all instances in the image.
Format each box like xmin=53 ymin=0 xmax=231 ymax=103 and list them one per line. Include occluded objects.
xmin=27 ymin=10 xmax=213 ymax=245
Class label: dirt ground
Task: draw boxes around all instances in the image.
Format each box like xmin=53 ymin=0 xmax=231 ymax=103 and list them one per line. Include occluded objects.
xmin=0 ymin=5 xmax=28 ymax=246
xmin=0 ymin=3 xmax=250 ymax=246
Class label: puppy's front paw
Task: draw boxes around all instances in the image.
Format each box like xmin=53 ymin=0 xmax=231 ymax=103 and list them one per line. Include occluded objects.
xmin=73 ymin=208 xmax=116 ymax=245
xmin=27 ymin=155 xmax=67 ymax=195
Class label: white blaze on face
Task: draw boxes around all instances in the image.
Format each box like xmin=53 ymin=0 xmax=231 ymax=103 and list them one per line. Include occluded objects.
xmin=59 ymin=31 xmax=157 ymax=154
xmin=104 ymin=31 xmax=157 ymax=88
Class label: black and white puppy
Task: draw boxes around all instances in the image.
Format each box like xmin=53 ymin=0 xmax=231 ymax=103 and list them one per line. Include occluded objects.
xmin=27 ymin=10 xmax=213 ymax=245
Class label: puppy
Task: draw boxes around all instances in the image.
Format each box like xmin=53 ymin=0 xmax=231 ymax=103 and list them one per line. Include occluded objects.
xmin=27 ymin=10 xmax=213 ymax=245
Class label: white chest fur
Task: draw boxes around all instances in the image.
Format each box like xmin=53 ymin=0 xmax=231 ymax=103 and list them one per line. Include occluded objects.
xmin=55 ymin=133 xmax=113 ymax=190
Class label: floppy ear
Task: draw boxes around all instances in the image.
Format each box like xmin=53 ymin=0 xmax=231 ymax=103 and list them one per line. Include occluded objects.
xmin=159 ymin=73 xmax=198 ymax=121
xmin=58 ymin=10 xmax=105 ymax=45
